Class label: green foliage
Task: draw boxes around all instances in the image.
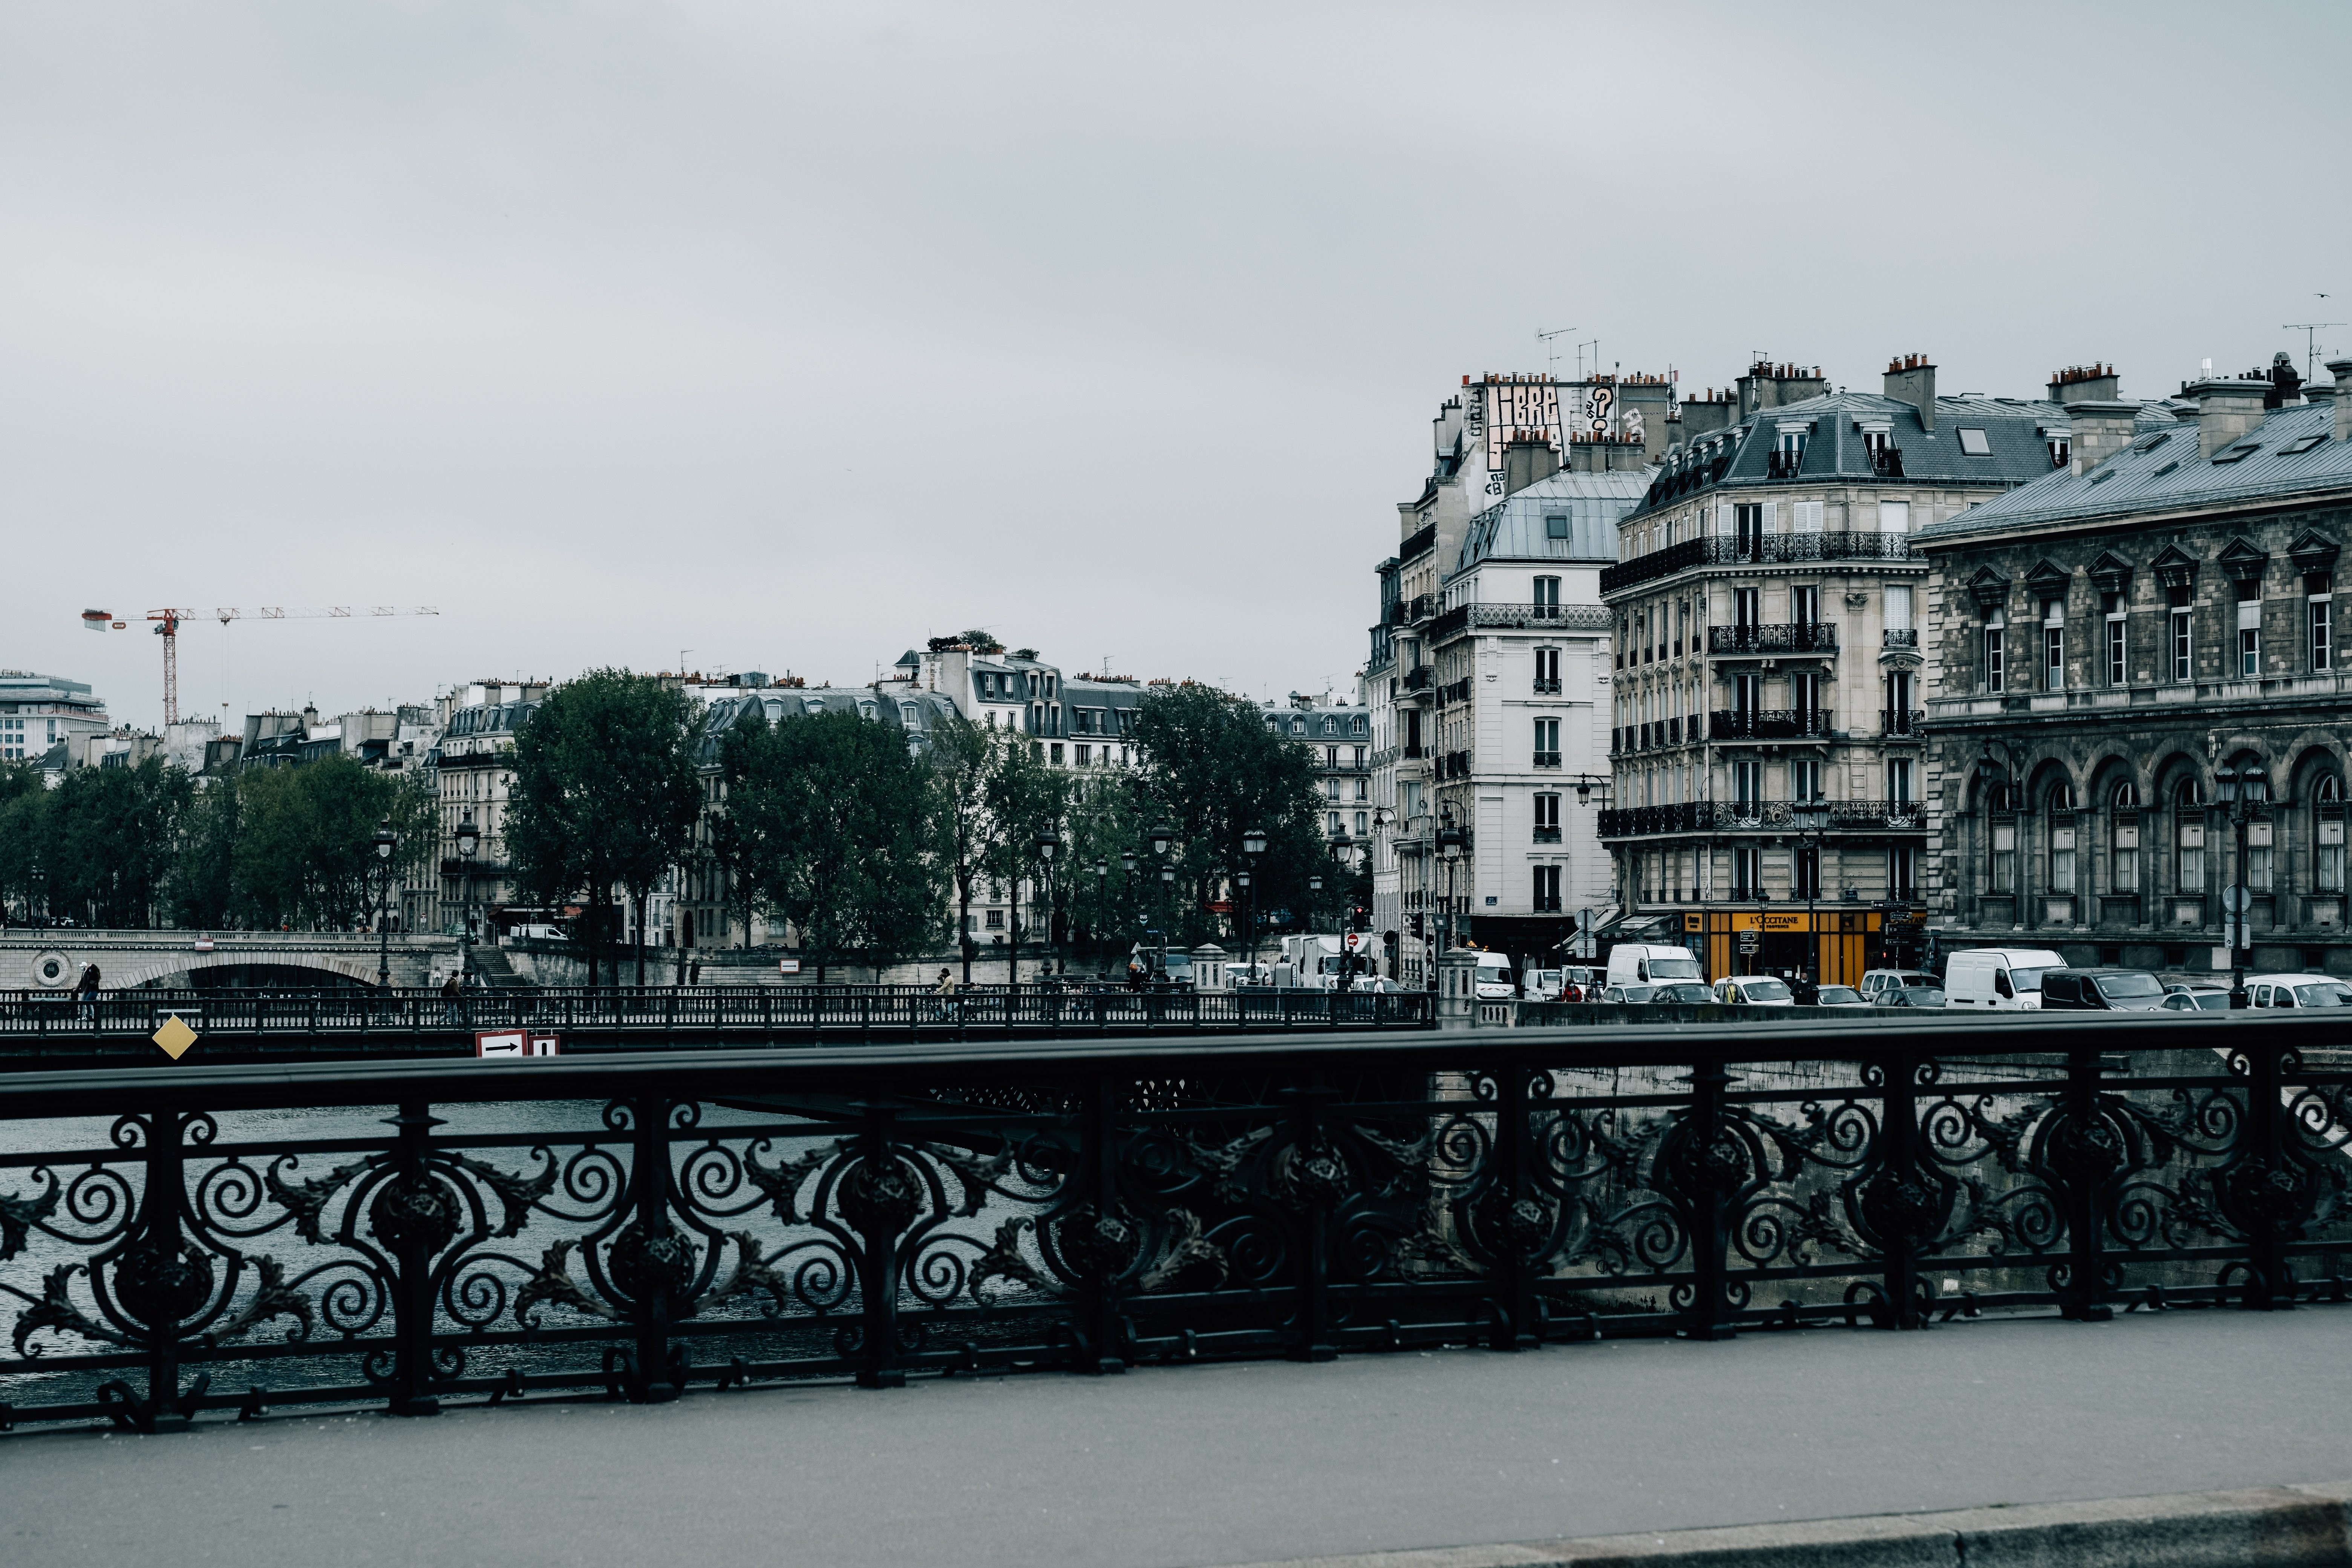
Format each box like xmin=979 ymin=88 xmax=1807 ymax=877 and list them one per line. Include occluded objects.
xmin=729 ymin=708 xmax=943 ymax=981
xmin=926 ymin=717 xmax=994 ymax=979
xmin=1130 ymin=685 xmax=1330 ymax=948
xmin=229 ymin=756 xmax=434 ymax=930
xmin=0 ymin=761 xmax=44 ymax=922
xmin=980 ymin=730 xmax=1069 ymax=975
xmin=508 ymin=669 xmax=704 ymax=984
xmin=41 ymin=758 xmax=191 ymax=928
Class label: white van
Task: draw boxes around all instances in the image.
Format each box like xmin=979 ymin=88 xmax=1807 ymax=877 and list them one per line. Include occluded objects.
xmin=1945 ymin=948 xmax=2066 ymax=1011
xmin=1606 ymin=943 xmax=1704 ymax=989
xmin=1472 ymin=953 xmax=1517 ymax=1000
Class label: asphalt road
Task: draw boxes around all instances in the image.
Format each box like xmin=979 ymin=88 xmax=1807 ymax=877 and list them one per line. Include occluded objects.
xmin=6 ymin=1308 xmax=2352 ymax=1567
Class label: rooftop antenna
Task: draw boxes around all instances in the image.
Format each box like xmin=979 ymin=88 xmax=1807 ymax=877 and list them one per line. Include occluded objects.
xmin=2285 ymin=319 xmax=2345 ymax=383
xmin=1579 ymin=338 xmax=1599 ymax=382
xmin=1536 ymin=327 xmax=1577 ymax=380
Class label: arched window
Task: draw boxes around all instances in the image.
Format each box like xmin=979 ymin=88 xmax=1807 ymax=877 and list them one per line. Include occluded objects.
xmin=2318 ymin=776 xmax=2346 ymax=894
xmin=1988 ymin=778 xmax=2018 ymax=893
xmin=2175 ymin=778 xmax=2207 ymax=895
xmin=2048 ymin=782 xmax=2079 ymax=893
xmin=2110 ymin=782 xmax=2140 ymax=894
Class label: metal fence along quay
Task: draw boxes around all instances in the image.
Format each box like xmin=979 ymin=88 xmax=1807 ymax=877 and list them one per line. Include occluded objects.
xmin=0 ymin=985 xmax=1433 ymax=1064
xmin=1 ymin=1015 xmax=2349 ymax=1434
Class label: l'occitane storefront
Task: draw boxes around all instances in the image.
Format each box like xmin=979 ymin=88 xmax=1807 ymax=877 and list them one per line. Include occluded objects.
xmin=1684 ymin=909 xmax=1899 ymax=986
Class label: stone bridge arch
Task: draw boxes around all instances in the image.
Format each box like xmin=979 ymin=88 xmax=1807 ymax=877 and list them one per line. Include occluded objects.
xmin=116 ymin=949 xmax=388 ymax=990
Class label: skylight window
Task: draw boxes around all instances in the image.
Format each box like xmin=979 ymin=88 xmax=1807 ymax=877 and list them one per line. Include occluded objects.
xmin=2136 ymin=432 xmax=2172 ymax=453
xmin=2213 ymin=443 xmax=2260 ymax=464
xmin=2281 ymin=435 xmax=2330 ymax=455
xmin=1956 ymin=428 xmax=1992 ymax=456
xmin=1545 ymin=514 xmax=1569 ymax=539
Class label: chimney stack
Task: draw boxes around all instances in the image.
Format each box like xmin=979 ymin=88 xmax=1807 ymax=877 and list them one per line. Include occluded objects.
xmin=1883 ymin=353 xmax=1937 ymax=431
xmin=1503 ymin=428 xmax=1560 ymax=495
xmin=2063 ymin=402 xmax=2144 ymax=473
xmin=2328 ymin=360 xmax=2352 ymax=445
xmin=2048 ymin=363 xmax=2120 ymax=404
xmin=2182 ymin=374 xmax=2271 ymax=459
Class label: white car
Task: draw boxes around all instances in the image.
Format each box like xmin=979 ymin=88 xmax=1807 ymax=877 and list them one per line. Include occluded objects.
xmin=1522 ymin=967 xmax=1564 ymax=1001
xmin=1858 ymin=969 xmax=1934 ymax=1002
xmin=1714 ymin=975 xmax=1796 ymax=1007
xmin=2245 ymin=973 xmax=2352 ymax=1009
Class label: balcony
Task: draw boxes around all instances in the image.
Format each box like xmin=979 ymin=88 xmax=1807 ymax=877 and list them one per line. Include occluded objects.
xmin=1439 ymin=750 xmax=1472 ymax=780
xmin=1599 ymin=532 xmax=1915 ymax=596
xmin=1708 ymin=708 xmax=1833 ymax=741
xmin=1596 ymin=799 xmax=1926 ymax=838
xmin=1533 ymin=751 xmax=1561 ymax=768
xmin=1402 ymin=666 xmax=1433 ymax=692
xmin=1400 ymin=523 xmax=1438 ymax=562
xmin=1532 ymin=677 xmax=1561 ymax=695
xmin=1402 ymin=742 xmax=1424 ymax=759
xmin=1872 ymin=446 xmax=1906 ymax=478
xmin=1883 ymin=628 xmax=1919 ymax=651
xmin=1880 ymin=708 xmax=1926 ymax=737
xmin=1708 ymin=622 xmax=1837 ymax=655
xmin=1532 ymin=826 xmax=1562 ymax=844
xmin=1766 ymin=449 xmax=1803 ymax=479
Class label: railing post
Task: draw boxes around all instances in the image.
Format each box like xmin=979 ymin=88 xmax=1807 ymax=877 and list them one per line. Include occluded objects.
xmin=2243 ymin=1038 xmax=2292 ymax=1311
xmin=1286 ymin=1080 xmax=1339 ymax=1362
xmin=845 ymin=1106 xmax=910 ymax=1389
xmin=1075 ymin=1068 xmax=1128 ymax=1374
xmin=1874 ymin=1048 xmax=1927 ymax=1329
xmin=619 ymin=1092 xmax=684 ymax=1401
xmin=139 ymin=1110 xmax=192 ymax=1424
xmin=384 ymin=1100 xmax=447 ymax=1415
xmin=2054 ymin=1048 xmax=2114 ymax=1323
xmin=1680 ymin=1057 xmax=1736 ymax=1340
xmin=1489 ymin=1057 xmax=1537 ymax=1349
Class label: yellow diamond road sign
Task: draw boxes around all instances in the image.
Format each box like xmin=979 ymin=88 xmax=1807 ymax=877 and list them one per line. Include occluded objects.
xmin=152 ymin=1013 xmax=199 ymax=1060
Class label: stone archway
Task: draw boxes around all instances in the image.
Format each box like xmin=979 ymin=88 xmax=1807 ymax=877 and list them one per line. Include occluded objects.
xmin=117 ymin=950 xmax=385 ymax=990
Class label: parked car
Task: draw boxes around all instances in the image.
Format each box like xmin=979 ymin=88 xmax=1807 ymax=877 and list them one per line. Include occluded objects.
xmin=1714 ymin=975 xmax=1795 ymax=1007
xmin=1858 ymin=969 xmax=1934 ymax=1002
xmin=1651 ymin=982 xmax=1716 ymax=1004
xmin=2246 ymin=974 xmax=2352 ymax=1009
xmin=2159 ymin=978 xmax=2232 ymax=1013
xmin=2038 ymin=969 xmax=2168 ymax=1012
xmin=1944 ymin=948 xmax=2067 ymax=1011
xmin=1601 ymin=983 xmax=1658 ymax=1004
xmin=1814 ymin=985 xmax=1868 ymax=1007
xmin=1884 ymin=985 xmax=1947 ymax=1008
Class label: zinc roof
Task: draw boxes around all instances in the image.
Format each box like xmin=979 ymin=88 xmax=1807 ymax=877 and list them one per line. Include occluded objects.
xmin=1453 ymin=467 xmax=1651 ymax=576
xmin=1918 ymin=398 xmax=2352 ymax=541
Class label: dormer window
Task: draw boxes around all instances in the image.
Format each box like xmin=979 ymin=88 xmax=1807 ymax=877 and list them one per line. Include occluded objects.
xmin=1956 ymin=427 xmax=1992 ymax=457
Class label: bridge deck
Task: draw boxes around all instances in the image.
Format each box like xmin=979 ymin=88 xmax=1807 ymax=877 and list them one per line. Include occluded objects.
xmin=3 ymin=1304 xmax=2347 ymax=1568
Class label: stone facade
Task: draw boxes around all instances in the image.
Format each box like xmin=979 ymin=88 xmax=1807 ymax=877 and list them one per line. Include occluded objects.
xmin=1919 ymin=358 xmax=2352 ymax=974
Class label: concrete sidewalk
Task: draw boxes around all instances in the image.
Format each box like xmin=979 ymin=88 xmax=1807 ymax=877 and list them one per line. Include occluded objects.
xmin=5 ymin=1308 xmax=2352 ymax=1567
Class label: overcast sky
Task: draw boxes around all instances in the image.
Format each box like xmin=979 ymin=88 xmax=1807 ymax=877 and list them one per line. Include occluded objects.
xmin=8 ymin=2 xmax=2350 ymax=732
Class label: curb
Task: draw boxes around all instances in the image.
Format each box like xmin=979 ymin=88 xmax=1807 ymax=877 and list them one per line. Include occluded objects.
xmin=1232 ymin=1481 xmax=2352 ymax=1568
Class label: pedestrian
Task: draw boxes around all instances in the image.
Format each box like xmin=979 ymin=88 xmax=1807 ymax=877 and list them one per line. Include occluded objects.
xmin=74 ymin=962 xmax=101 ymax=1023
xmin=440 ymin=971 xmax=463 ymax=1025
xmin=932 ymin=966 xmax=959 ymax=1022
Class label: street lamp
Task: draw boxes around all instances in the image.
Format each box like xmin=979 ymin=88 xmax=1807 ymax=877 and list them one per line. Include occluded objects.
xmin=2217 ymin=762 xmax=2262 ymax=1009
xmin=1092 ymin=859 xmax=1108 ymax=975
xmin=1435 ymin=810 xmax=1465 ymax=965
xmin=372 ymin=818 xmax=398 ymax=991
xmin=1792 ymin=793 xmax=1830 ymax=999
xmin=1149 ymin=821 xmax=1174 ymax=858
xmin=454 ymin=814 xmax=480 ymax=983
xmin=1156 ymin=859 xmax=1176 ymax=980
xmin=1035 ymin=827 xmax=1061 ymax=978
xmin=1240 ymin=825 xmax=1266 ymax=983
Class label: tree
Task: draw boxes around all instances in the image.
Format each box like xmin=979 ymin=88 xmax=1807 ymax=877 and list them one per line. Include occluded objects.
xmin=43 ymin=758 xmax=191 ymax=928
xmin=168 ymin=779 xmax=241 ymax=929
xmin=928 ymin=716 xmax=994 ymax=983
xmin=1131 ymin=685 xmax=1327 ymax=950
xmin=980 ymin=730 xmax=1068 ymax=984
xmin=508 ymin=670 xmax=704 ymax=987
xmin=229 ymin=756 xmax=433 ymax=931
xmin=733 ymin=709 xmax=943 ymax=983
xmin=0 ymin=760 xmax=47 ymax=925
xmin=1061 ymin=770 xmax=1152 ymax=972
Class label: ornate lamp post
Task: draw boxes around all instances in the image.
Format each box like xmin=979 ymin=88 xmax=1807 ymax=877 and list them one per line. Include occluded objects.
xmin=1240 ymin=825 xmax=1266 ymax=982
xmin=1119 ymin=847 xmax=1138 ymax=976
xmin=372 ymin=818 xmax=398 ymax=991
xmin=1092 ymin=858 xmax=1108 ymax=974
xmin=2217 ymin=763 xmax=2261 ymax=1009
xmin=1792 ymin=793 xmax=1830 ymax=998
xmin=1435 ymin=809 xmax=1465 ymax=969
xmin=1156 ymin=858 xmax=1176 ymax=980
xmin=1035 ymin=827 xmax=1061 ymax=977
xmin=454 ymin=814 xmax=479 ymax=982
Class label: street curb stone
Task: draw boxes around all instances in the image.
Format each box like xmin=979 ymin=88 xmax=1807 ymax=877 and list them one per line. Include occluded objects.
xmin=1230 ymin=1481 xmax=2352 ymax=1568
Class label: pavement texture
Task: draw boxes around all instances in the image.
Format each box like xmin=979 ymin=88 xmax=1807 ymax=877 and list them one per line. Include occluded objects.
xmin=7 ymin=1308 xmax=2352 ymax=1568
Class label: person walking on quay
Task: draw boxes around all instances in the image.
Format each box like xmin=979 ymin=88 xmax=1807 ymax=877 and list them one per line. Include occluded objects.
xmin=440 ymin=971 xmax=464 ymax=1026
xmin=73 ymin=962 xmax=102 ymax=1024
xmin=933 ymin=966 xmax=960 ymax=1023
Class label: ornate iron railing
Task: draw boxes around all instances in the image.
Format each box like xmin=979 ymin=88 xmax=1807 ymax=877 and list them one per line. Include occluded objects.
xmin=2 ymin=1017 xmax=2348 ymax=1432
xmin=1708 ymin=709 xmax=1834 ymax=741
xmin=1597 ymin=799 xmax=1925 ymax=837
xmin=1709 ymin=623 xmax=1837 ymax=655
xmin=0 ymin=987 xmax=1432 ymax=1066
xmin=1600 ymin=533 xmax=1915 ymax=596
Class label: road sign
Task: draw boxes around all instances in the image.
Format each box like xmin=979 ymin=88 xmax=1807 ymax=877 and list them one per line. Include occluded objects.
xmin=1344 ymin=933 xmax=1360 ymax=949
xmin=150 ymin=1012 xmax=199 ymax=1061
xmin=476 ymin=1031 xmax=561 ymax=1058
xmin=778 ymin=958 xmax=802 ymax=975
xmin=2223 ymin=885 xmax=2252 ymax=914
xmin=1737 ymin=931 xmax=1760 ymax=955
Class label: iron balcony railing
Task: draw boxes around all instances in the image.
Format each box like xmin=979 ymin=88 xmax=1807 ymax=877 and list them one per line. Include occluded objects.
xmin=1400 ymin=523 xmax=1438 ymax=561
xmin=0 ymin=985 xmax=1433 ymax=1061
xmin=1872 ymin=446 xmax=1906 ymax=477
xmin=1533 ymin=677 xmax=1561 ymax=695
xmin=1597 ymin=798 xmax=1925 ymax=837
xmin=1438 ymin=677 xmax=1473 ymax=706
xmin=1599 ymin=532 xmax=1915 ymax=596
xmin=1402 ymin=666 xmax=1433 ymax=692
xmin=1766 ymin=449 xmax=1803 ymax=479
xmin=1883 ymin=628 xmax=1920 ymax=651
xmin=1881 ymin=708 xmax=1927 ymax=737
xmin=0 ymin=1015 xmax=2341 ymax=1430
xmin=1708 ymin=708 xmax=1834 ymax=741
xmin=1438 ymin=750 xmax=1471 ymax=779
xmin=1532 ymin=751 xmax=1561 ymax=768
xmin=1709 ymin=623 xmax=1838 ymax=655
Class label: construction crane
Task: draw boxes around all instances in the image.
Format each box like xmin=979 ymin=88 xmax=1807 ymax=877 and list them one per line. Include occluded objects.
xmin=80 ymin=606 xmax=439 ymax=726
